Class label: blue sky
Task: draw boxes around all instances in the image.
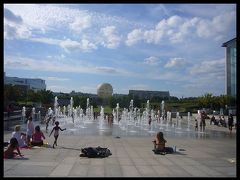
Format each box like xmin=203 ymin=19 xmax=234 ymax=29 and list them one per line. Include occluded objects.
xmin=4 ymin=4 xmax=236 ymax=98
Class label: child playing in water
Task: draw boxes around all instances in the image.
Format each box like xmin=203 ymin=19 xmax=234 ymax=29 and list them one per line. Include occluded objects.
xmin=45 ymin=114 xmax=51 ymax=132
xmin=4 ymin=137 xmax=24 ymax=159
xmin=49 ymin=121 xmax=66 ymax=148
xmin=195 ymin=118 xmax=198 ymax=131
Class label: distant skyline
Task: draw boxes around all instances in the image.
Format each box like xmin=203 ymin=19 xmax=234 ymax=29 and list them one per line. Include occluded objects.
xmin=4 ymin=4 xmax=236 ymax=98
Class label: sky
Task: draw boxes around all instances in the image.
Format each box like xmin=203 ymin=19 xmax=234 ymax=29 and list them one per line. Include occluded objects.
xmin=4 ymin=4 xmax=236 ymax=98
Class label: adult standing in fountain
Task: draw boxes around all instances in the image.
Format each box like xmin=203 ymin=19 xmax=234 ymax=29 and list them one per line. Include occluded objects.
xmin=228 ymin=113 xmax=234 ymax=134
xmin=71 ymin=113 xmax=74 ymax=123
xmin=26 ymin=116 xmax=34 ymax=146
xmin=148 ymin=115 xmax=152 ymax=126
xmin=200 ymin=112 xmax=206 ymax=132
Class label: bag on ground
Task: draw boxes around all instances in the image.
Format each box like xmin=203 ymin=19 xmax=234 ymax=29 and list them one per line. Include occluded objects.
xmin=80 ymin=146 xmax=112 ymax=158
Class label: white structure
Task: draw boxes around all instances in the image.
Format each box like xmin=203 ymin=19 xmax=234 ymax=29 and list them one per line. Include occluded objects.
xmin=97 ymin=83 xmax=113 ymax=98
xmin=4 ymin=72 xmax=46 ymax=91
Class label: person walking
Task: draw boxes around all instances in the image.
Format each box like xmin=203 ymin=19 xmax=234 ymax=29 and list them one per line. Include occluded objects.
xmin=49 ymin=121 xmax=66 ymax=148
xmin=200 ymin=112 xmax=206 ymax=132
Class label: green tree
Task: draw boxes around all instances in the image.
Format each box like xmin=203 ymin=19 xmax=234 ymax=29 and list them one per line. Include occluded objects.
xmin=198 ymin=93 xmax=214 ymax=109
xmin=109 ymin=96 xmax=117 ymax=109
xmin=39 ymin=90 xmax=54 ymax=106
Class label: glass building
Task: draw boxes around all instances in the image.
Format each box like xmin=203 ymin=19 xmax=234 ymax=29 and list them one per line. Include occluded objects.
xmin=4 ymin=72 xmax=46 ymax=92
xmin=222 ymin=38 xmax=236 ymax=97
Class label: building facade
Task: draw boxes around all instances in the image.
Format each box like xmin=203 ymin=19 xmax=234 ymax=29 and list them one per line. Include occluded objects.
xmin=222 ymin=38 xmax=236 ymax=97
xmin=4 ymin=72 xmax=46 ymax=91
xmin=129 ymin=90 xmax=170 ymax=100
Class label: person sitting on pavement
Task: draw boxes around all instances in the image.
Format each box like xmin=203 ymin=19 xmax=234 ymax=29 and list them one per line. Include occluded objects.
xmin=31 ymin=125 xmax=46 ymax=146
xmin=220 ymin=116 xmax=227 ymax=127
xmin=4 ymin=137 xmax=24 ymax=159
xmin=11 ymin=125 xmax=28 ymax=148
xmin=152 ymin=131 xmax=174 ymax=154
xmin=210 ymin=115 xmax=215 ymax=125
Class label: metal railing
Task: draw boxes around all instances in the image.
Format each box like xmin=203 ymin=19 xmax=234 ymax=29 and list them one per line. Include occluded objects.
xmin=3 ymin=110 xmax=41 ymax=130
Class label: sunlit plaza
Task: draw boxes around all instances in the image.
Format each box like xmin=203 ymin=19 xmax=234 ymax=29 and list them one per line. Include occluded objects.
xmin=4 ymin=97 xmax=237 ymax=177
xmin=4 ymin=3 xmax=237 ymax=178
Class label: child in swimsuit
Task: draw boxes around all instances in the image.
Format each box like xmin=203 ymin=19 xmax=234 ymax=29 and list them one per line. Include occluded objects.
xmin=49 ymin=121 xmax=66 ymax=148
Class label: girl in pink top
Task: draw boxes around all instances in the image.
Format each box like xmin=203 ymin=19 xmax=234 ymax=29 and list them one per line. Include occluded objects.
xmin=31 ymin=125 xmax=45 ymax=146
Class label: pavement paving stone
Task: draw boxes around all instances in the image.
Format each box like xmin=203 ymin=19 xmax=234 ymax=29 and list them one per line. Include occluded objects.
xmin=49 ymin=163 xmax=74 ymax=177
xmin=3 ymin=120 xmax=237 ymax=177
xmin=194 ymin=164 xmax=223 ymax=177
xmin=86 ymin=165 xmax=105 ymax=177
xmin=68 ymin=164 xmax=89 ymax=177
xmin=151 ymin=165 xmax=174 ymax=176
xmin=166 ymin=165 xmax=192 ymax=177
xmin=104 ymin=165 xmax=122 ymax=177
xmin=118 ymin=157 xmax=134 ymax=165
xmin=135 ymin=165 xmax=159 ymax=177
xmin=121 ymin=165 xmax=141 ymax=177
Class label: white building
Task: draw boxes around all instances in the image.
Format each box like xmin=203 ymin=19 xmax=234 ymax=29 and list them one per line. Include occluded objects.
xmin=4 ymin=72 xmax=46 ymax=91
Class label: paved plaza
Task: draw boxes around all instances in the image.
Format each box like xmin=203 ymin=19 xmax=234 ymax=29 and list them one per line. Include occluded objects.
xmin=3 ymin=118 xmax=237 ymax=177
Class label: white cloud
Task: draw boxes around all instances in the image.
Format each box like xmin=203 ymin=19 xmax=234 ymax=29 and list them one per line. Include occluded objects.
xmin=70 ymin=15 xmax=92 ymax=32
xmin=144 ymin=29 xmax=164 ymax=44
xmin=60 ymin=38 xmax=81 ymax=52
xmin=144 ymin=56 xmax=160 ymax=65
xmin=95 ymin=66 xmax=118 ymax=74
xmin=4 ymin=56 xmax=135 ymax=77
xmin=81 ymin=39 xmax=97 ymax=51
xmin=196 ymin=11 xmax=236 ymax=38
xmin=190 ymin=59 xmax=225 ymax=77
xmin=4 ymin=4 xmax=77 ymax=31
xmin=166 ymin=15 xmax=183 ymax=27
xmin=45 ymin=77 xmax=70 ymax=81
xmin=100 ymin=26 xmax=121 ymax=49
xmin=4 ymin=8 xmax=32 ymax=40
xmin=29 ymin=37 xmax=97 ymax=52
xmin=125 ymin=9 xmax=235 ymax=46
xmin=4 ymin=4 xmax=145 ymax=37
xmin=47 ymin=85 xmax=71 ymax=93
xmin=129 ymin=84 xmax=150 ymax=91
xmin=30 ymin=37 xmax=61 ymax=45
xmin=164 ymin=58 xmax=186 ymax=68
xmin=125 ymin=29 xmax=143 ymax=46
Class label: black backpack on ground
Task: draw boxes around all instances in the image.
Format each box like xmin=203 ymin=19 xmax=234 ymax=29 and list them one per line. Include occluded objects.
xmin=80 ymin=146 xmax=112 ymax=158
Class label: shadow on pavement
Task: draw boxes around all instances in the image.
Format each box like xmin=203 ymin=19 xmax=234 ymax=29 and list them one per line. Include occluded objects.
xmin=57 ymin=145 xmax=82 ymax=151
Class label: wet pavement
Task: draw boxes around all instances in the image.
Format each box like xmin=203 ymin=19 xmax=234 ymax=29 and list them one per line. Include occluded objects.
xmin=3 ymin=116 xmax=237 ymax=177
